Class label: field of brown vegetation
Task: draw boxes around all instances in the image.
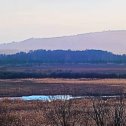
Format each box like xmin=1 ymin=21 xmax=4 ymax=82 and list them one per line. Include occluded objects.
xmin=1 ymin=64 xmax=126 ymax=125
xmin=0 ymin=95 xmax=126 ymax=126
xmin=0 ymin=78 xmax=126 ymax=97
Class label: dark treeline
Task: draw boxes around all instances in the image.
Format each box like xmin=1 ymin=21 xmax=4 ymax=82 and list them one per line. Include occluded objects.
xmin=0 ymin=49 xmax=126 ymax=64
xmin=0 ymin=71 xmax=126 ymax=79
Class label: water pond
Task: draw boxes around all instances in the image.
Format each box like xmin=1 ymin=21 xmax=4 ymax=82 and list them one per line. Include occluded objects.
xmin=3 ymin=95 xmax=120 ymax=101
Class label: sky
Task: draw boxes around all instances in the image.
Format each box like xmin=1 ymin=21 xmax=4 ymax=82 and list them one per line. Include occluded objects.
xmin=0 ymin=0 xmax=126 ymax=43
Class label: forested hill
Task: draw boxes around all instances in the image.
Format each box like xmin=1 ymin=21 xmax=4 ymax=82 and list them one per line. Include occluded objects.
xmin=0 ymin=49 xmax=126 ymax=64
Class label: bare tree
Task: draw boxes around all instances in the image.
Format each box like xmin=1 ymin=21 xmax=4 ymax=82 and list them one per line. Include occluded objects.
xmin=90 ymin=97 xmax=111 ymax=126
xmin=111 ymin=95 xmax=126 ymax=126
xmin=43 ymin=95 xmax=85 ymax=126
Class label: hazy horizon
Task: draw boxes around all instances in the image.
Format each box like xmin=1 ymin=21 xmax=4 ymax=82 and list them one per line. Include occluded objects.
xmin=0 ymin=30 xmax=126 ymax=54
xmin=0 ymin=0 xmax=126 ymax=44
xmin=0 ymin=29 xmax=126 ymax=44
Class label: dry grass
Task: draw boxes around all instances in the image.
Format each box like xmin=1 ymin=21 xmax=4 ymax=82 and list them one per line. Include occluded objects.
xmin=0 ymin=78 xmax=126 ymax=97
xmin=1 ymin=97 xmax=126 ymax=126
xmin=1 ymin=78 xmax=126 ymax=84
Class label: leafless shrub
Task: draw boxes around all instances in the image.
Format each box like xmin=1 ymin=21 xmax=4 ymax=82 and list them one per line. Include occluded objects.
xmin=109 ymin=94 xmax=126 ymax=126
xmin=89 ymin=97 xmax=111 ymax=126
xmin=0 ymin=100 xmax=23 ymax=126
xmin=42 ymin=95 xmax=86 ymax=126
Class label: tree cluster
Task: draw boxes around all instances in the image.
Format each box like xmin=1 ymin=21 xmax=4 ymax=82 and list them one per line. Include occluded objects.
xmin=0 ymin=50 xmax=126 ymax=64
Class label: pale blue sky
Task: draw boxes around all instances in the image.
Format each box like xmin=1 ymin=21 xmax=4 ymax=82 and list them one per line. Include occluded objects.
xmin=0 ymin=0 xmax=126 ymax=43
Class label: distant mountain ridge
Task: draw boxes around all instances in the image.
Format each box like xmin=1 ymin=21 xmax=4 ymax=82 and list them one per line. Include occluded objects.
xmin=0 ymin=30 xmax=126 ymax=54
xmin=0 ymin=49 xmax=126 ymax=64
